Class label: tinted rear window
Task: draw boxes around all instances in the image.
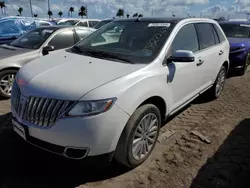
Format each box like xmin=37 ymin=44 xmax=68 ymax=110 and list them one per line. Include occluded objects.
xmin=195 ymin=23 xmax=216 ymax=50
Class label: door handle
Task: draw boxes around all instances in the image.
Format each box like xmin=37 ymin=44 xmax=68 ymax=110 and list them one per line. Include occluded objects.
xmin=197 ymin=59 xmax=204 ymax=66
xmin=219 ymin=50 xmax=224 ymax=55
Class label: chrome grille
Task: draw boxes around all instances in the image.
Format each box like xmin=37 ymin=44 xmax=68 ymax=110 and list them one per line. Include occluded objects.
xmin=22 ymin=96 xmax=73 ymax=127
xmin=11 ymin=80 xmax=21 ymax=113
xmin=11 ymin=81 xmax=73 ymax=128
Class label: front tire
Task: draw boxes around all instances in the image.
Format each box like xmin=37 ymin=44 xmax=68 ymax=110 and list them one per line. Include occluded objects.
xmin=0 ymin=70 xmax=17 ymax=99
xmin=114 ymin=104 xmax=161 ymax=168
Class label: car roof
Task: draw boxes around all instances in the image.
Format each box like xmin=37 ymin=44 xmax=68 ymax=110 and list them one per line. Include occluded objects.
xmin=114 ymin=17 xmax=184 ymax=22
xmin=219 ymin=21 xmax=250 ymax=24
xmin=36 ymin=25 xmax=75 ymax=30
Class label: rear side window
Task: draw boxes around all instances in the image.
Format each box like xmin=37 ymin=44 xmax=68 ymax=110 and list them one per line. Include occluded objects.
xmin=195 ymin=23 xmax=216 ymax=50
xmin=213 ymin=24 xmax=226 ymax=42
xmin=172 ymin=23 xmax=199 ymax=53
xmin=89 ymin=21 xmax=99 ymax=27
xmin=211 ymin=25 xmax=220 ymax=44
xmin=77 ymin=21 xmax=88 ymax=27
xmin=48 ymin=30 xmax=75 ymax=50
xmin=75 ymin=29 xmax=91 ymax=41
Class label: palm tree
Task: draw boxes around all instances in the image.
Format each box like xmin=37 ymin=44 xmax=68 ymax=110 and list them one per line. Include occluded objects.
xmin=58 ymin=11 xmax=63 ymax=18
xmin=33 ymin=14 xmax=38 ymax=17
xmin=133 ymin=13 xmax=138 ymax=17
xmin=126 ymin=14 xmax=129 ymax=18
xmin=138 ymin=14 xmax=143 ymax=17
xmin=0 ymin=1 xmax=6 ymax=15
xmin=18 ymin=7 xmax=23 ymax=16
xmin=47 ymin=10 xmax=53 ymax=18
xmin=69 ymin=7 xmax=74 ymax=17
xmin=172 ymin=11 xmax=175 ymax=17
xmin=78 ymin=6 xmax=86 ymax=18
xmin=0 ymin=2 xmax=4 ymax=15
xmin=116 ymin=8 xmax=124 ymax=18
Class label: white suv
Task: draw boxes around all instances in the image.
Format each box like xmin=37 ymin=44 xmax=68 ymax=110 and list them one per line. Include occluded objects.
xmin=11 ymin=18 xmax=229 ymax=168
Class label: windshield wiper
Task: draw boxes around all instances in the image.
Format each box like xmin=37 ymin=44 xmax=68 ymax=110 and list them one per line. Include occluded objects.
xmin=71 ymin=46 xmax=82 ymax=54
xmin=10 ymin=44 xmax=25 ymax=48
xmin=83 ymin=50 xmax=134 ymax=64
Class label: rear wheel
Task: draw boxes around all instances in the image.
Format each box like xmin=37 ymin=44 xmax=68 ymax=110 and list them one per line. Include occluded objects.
xmin=114 ymin=104 xmax=161 ymax=168
xmin=209 ymin=66 xmax=226 ymax=100
xmin=0 ymin=70 xmax=17 ymax=98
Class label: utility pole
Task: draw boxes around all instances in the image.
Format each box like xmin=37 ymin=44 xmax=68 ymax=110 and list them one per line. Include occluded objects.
xmin=29 ymin=0 xmax=33 ymax=17
xmin=48 ymin=0 xmax=51 ymax=11
xmin=86 ymin=4 xmax=88 ymax=18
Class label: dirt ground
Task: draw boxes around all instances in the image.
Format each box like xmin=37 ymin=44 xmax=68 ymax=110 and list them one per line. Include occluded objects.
xmin=1 ymin=70 xmax=250 ymax=188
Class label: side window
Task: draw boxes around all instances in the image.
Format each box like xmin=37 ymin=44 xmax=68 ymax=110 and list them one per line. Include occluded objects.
xmin=172 ymin=24 xmax=199 ymax=53
xmin=48 ymin=30 xmax=75 ymax=50
xmin=75 ymin=29 xmax=91 ymax=41
xmin=211 ymin=24 xmax=219 ymax=44
xmin=213 ymin=24 xmax=226 ymax=42
xmin=89 ymin=21 xmax=99 ymax=27
xmin=77 ymin=21 xmax=88 ymax=27
xmin=39 ymin=22 xmax=51 ymax=26
xmin=0 ymin=20 xmax=21 ymax=36
xmin=195 ymin=23 xmax=216 ymax=50
xmin=91 ymin=25 xmax=124 ymax=46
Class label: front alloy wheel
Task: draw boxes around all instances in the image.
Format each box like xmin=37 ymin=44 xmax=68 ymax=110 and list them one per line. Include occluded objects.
xmin=0 ymin=70 xmax=17 ymax=98
xmin=115 ymin=104 xmax=161 ymax=168
xmin=132 ymin=113 xmax=159 ymax=161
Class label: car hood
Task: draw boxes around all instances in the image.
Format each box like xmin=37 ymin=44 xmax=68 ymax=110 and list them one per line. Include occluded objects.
xmin=228 ymin=37 xmax=250 ymax=47
xmin=17 ymin=50 xmax=146 ymax=100
xmin=0 ymin=44 xmax=34 ymax=60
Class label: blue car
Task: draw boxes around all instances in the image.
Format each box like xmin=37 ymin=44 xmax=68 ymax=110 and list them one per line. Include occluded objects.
xmin=219 ymin=21 xmax=250 ymax=75
xmin=0 ymin=17 xmax=54 ymax=45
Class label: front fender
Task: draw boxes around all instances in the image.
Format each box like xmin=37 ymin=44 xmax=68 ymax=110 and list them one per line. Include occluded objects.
xmin=83 ymin=69 xmax=170 ymax=117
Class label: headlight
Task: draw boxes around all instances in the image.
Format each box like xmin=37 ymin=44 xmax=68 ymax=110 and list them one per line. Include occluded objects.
xmin=68 ymin=98 xmax=116 ymax=116
xmin=230 ymin=46 xmax=246 ymax=53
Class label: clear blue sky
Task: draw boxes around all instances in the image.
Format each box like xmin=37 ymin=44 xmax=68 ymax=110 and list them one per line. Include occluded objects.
xmin=3 ymin=0 xmax=250 ymax=19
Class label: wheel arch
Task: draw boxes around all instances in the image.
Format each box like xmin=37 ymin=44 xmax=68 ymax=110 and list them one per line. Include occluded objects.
xmin=137 ymin=96 xmax=167 ymax=121
xmin=222 ymin=61 xmax=229 ymax=74
xmin=0 ymin=67 xmax=20 ymax=72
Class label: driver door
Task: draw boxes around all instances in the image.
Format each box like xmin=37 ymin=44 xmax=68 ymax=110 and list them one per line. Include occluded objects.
xmin=39 ymin=29 xmax=75 ymax=57
xmin=168 ymin=23 xmax=203 ymax=112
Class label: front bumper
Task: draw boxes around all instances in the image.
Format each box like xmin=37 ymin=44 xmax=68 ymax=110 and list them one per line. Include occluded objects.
xmin=11 ymin=104 xmax=130 ymax=159
xmin=229 ymin=51 xmax=248 ymax=70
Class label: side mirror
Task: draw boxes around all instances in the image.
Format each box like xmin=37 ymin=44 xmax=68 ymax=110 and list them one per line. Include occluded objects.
xmin=42 ymin=45 xmax=54 ymax=56
xmin=167 ymin=50 xmax=195 ymax=64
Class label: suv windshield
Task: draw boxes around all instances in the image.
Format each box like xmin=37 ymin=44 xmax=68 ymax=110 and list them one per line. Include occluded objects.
xmin=94 ymin=20 xmax=113 ymax=29
xmin=72 ymin=20 xmax=175 ymax=64
xmin=10 ymin=27 xmax=56 ymax=49
xmin=219 ymin=23 xmax=250 ymax=38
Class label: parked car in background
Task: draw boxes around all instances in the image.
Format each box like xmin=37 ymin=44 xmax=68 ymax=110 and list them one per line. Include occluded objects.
xmin=57 ymin=19 xmax=100 ymax=28
xmin=219 ymin=21 xmax=250 ymax=75
xmin=93 ymin=18 xmax=115 ymax=29
xmin=0 ymin=25 xmax=94 ymax=98
xmin=0 ymin=17 xmax=54 ymax=45
xmin=11 ymin=18 xmax=229 ymax=168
